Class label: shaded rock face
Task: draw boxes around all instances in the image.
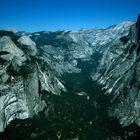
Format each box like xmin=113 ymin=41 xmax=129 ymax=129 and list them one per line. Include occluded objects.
xmin=136 ymin=14 xmax=140 ymax=55
xmin=91 ymin=21 xmax=140 ymax=126
xmin=0 ymin=18 xmax=139 ymax=133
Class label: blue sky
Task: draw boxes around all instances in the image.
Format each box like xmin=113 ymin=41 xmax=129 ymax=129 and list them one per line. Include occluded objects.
xmin=0 ymin=0 xmax=140 ymax=32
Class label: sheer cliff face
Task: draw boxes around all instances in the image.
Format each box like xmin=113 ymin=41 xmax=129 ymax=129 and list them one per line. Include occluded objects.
xmin=0 ymin=19 xmax=139 ymax=132
xmin=0 ymin=33 xmax=66 ymax=132
xmin=91 ymin=24 xmax=138 ymax=126
xmin=92 ymin=21 xmax=140 ymax=126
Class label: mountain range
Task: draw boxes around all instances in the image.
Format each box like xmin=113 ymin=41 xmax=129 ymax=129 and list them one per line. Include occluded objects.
xmin=0 ymin=15 xmax=140 ymax=140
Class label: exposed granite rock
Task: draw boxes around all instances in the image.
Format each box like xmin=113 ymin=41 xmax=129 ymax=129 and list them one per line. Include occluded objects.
xmin=0 ymin=36 xmax=26 ymax=63
xmin=0 ymin=34 xmax=65 ymax=132
xmin=17 ymin=36 xmax=37 ymax=56
xmin=91 ymin=17 xmax=140 ymax=127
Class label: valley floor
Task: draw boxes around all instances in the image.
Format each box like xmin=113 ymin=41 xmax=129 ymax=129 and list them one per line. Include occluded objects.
xmin=0 ymin=81 xmax=140 ymax=140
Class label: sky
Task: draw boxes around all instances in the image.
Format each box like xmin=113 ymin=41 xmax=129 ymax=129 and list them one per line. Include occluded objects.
xmin=0 ymin=0 xmax=140 ymax=32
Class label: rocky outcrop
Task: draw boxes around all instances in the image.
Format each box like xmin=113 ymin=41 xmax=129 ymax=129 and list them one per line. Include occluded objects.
xmin=0 ymin=33 xmax=65 ymax=132
xmin=17 ymin=36 xmax=37 ymax=56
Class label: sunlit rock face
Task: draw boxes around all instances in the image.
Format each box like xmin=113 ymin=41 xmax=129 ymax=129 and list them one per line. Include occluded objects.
xmin=0 ymin=17 xmax=139 ymax=133
xmin=17 ymin=36 xmax=37 ymax=56
xmin=0 ymin=32 xmax=66 ymax=132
